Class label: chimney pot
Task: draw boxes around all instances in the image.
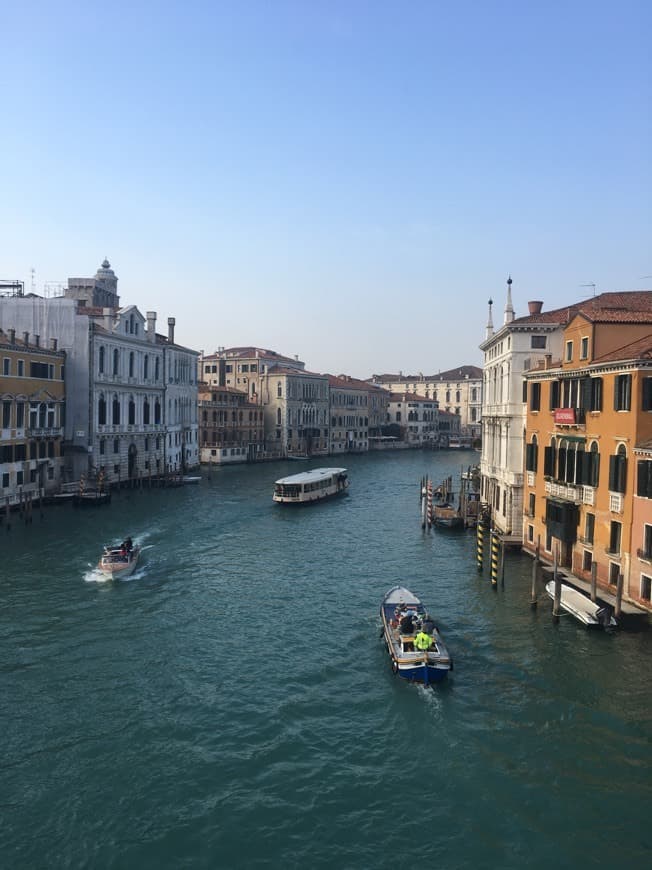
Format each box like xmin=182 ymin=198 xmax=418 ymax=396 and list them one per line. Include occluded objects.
xmin=23 ymin=331 xmax=29 ymax=345
xmin=167 ymin=317 xmax=176 ymax=344
xmin=34 ymin=334 xmax=40 ymax=347
xmin=528 ymin=300 xmax=543 ymax=315
xmin=8 ymin=328 xmax=15 ymax=343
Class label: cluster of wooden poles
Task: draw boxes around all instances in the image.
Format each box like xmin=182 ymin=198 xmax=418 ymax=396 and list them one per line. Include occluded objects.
xmin=475 ymin=513 xmax=504 ymax=587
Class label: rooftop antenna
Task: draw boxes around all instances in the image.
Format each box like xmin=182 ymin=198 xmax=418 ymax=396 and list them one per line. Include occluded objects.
xmin=580 ymin=282 xmax=596 ymax=297
xmin=30 ymin=267 xmax=36 ymax=294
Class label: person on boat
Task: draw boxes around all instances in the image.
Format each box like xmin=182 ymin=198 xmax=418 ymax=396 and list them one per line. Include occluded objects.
xmin=421 ymin=613 xmax=435 ymax=634
xmin=125 ymin=536 xmax=133 ymax=552
xmin=399 ymin=612 xmax=416 ymax=634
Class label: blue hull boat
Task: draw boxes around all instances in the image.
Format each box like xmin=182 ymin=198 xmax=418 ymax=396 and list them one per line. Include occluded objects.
xmin=380 ymin=586 xmax=452 ymax=684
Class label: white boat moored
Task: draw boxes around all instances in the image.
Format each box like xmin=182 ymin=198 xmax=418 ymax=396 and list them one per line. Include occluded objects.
xmin=545 ymin=580 xmax=617 ymax=628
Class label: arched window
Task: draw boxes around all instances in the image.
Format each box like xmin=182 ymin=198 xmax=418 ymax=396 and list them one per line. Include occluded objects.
xmin=471 ymin=388 xmax=477 ymax=402
xmin=113 ymin=349 xmax=119 ymax=376
xmin=277 ymin=382 xmax=282 ymax=398
xmin=129 ymin=352 xmax=135 ymax=378
xmin=155 ymin=357 xmax=160 ymax=381
xmin=456 ymin=390 xmax=461 ymax=402
xmin=128 ymin=395 xmax=135 ymax=425
xmin=446 ymin=390 xmax=450 ymax=402
xmin=143 ymin=398 xmax=150 ymax=425
xmin=526 ymin=434 xmax=538 ymax=472
xmin=99 ymin=346 xmax=105 ymax=374
xmin=589 ymin=441 xmax=600 ymax=487
xmin=98 ymin=393 xmax=106 ymax=425
xmin=112 ymin=394 xmax=120 ymax=425
xmin=144 ymin=355 xmax=149 ymax=379
xmin=609 ymin=444 xmax=627 ymax=493
xmin=155 ymin=400 xmax=161 ymax=424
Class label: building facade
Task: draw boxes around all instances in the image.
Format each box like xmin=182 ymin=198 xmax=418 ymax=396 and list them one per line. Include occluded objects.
xmin=0 ymin=260 xmax=198 ymax=484
xmin=259 ymin=366 xmax=330 ymax=457
xmin=0 ymin=328 xmax=66 ymax=504
xmin=368 ymin=365 xmax=482 ymax=438
xmin=198 ymin=384 xmax=264 ymax=464
xmin=385 ymin=392 xmax=440 ymax=445
xmin=327 ymin=375 xmax=370 ymax=453
xmin=522 ymin=300 xmax=652 ymax=612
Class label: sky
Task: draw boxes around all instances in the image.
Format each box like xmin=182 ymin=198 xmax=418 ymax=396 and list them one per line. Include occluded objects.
xmin=2 ymin=0 xmax=650 ymax=378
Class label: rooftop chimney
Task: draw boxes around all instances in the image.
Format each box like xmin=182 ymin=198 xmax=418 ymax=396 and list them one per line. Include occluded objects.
xmin=23 ymin=331 xmax=29 ymax=345
xmin=528 ymin=300 xmax=543 ymax=315
xmin=167 ymin=317 xmax=176 ymax=344
xmin=146 ymin=311 xmax=157 ymax=344
xmin=34 ymin=334 xmax=40 ymax=347
xmin=8 ymin=328 xmax=15 ymax=343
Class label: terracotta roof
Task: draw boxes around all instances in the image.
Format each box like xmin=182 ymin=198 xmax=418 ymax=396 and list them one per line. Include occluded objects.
xmin=510 ymin=290 xmax=652 ymax=327
xmin=370 ymin=364 xmax=482 ymax=382
xmin=592 ymin=333 xmax=652 ymax=364
xmin=266 ymin=364 xmax=326 ymax=378
xmin=326 ymin=374 xmax=372 ymax=390
xmin=207 ymin=346 xmax=301 ymax=364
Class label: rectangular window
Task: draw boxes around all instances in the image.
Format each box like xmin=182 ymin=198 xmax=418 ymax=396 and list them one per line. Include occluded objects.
xmin=641 ymin=575 xmax=652 ymax=602
xmin=16 ymin=470 xmax=23 ymax=485
xmin=642 ymin=377 xmax=652 ymax=411
xmin=2 ymin=401 xmax=10 ymax=428
xmin=530 ymin=382 xmax=541 ymax=411
xmin=582 ymin=550 xmax=592 ymax=572
xmin=614 ymin=374 xmax=632 ymax=411
xmin=609 ymin=563 xmax=620 ymax=585
xmin=565 ymin=341 xmax=573 ymax=362
xmin=17 ymin=360 xmax=24 ymax=376
xmin=531 ymin=336 xmax=547 ymax=349
xmin=644 ymin=525 xmax=652 ymax=559
xmin=609 ymin=521 xmax=622 ymax=554
xmin=522 ymin=379 xmax=528 ymax=403
xmin=580 ymin=337 xmax=589 ymax=359
xmin=528 ymin=493 xmax=535 ymax=517
xmin=525 ymin=442 xmax=538 ymax=472
xmin=585 ymin=512 xmax=595 ymax=544
xmin=590 ymin=378 xmax=603 ymax=411
xmin=528 ymin=524 xmax=534 ymax=542
xmin=609 ymin=454 xmax=627 ymax=493
xmin=549 ymin=380 xmax=560 ymax=410
xmin=636 ymin=460 xmax=652 ymax=498
xmin=1 ymin=472 xmax=8 ymax=488
xmin=2 ymin=358 xmax=9 ymax=375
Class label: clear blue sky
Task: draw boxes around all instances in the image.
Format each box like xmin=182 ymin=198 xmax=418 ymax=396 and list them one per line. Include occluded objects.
xmin=2 ymin=0 xmax=650 ymax=377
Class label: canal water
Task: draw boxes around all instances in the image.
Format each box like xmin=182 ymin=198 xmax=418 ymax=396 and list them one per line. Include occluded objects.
xmin=1 ymin=451 xmax=650 ymax=869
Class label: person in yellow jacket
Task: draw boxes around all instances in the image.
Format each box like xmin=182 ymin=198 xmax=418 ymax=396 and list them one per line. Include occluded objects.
xmin=414 ymin=631 xmax=432 ymax=651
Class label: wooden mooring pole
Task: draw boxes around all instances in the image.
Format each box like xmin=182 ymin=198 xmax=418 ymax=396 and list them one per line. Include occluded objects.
xmin=590 ymin=560 xmax=597 ymax=603
xmin=490 ymin=530 xmax=500 ymax=587
xmin=530 ymin=536 xmax=540 ymax=608
xmin=476 ymin=514 xmax=486 ymax=573
xmin=552 ymin=545 xmax=561 ymax=620
xmin=615 ymin=572 xmax=624 ymax=620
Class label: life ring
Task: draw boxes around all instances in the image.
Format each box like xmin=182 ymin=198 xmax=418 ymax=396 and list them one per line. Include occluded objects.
xmin=391 ymin=660 xmax=399 ymax=674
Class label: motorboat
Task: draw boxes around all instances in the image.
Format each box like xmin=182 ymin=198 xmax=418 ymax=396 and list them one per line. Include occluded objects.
xmin=273 ymin=468 xmax=349 ymax=504
xmin=98 ymin=540 xmax=140 ymax=580
xmin=545 ymin=581 xmax=617 ymax=628
xmin=380 ymin=586 xmax=453 ymax=684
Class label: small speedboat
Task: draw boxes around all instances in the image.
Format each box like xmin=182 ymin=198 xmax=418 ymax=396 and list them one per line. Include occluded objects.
xmin=545 ymin=581 xmax=617 ymax=628
xmin=98 ymin=540 xmax=140 ymax=580
xmin=380 ymin=586 xmax=453 ymax=684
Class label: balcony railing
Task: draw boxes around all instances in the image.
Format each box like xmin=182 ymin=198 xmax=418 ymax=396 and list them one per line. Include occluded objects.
xmin=578 ymin=535 xmax=594 ymax=546
xmin=609 ymin=493 xmax=624 ymax=514
xmin=27 ymin=427 xmax=63 ymax=437
xmin=636 ymin=548 xmax=652 ymax=561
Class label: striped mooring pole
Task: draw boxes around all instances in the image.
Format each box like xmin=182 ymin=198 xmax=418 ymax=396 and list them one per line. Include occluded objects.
xmin=490 ymin=529 xmax=500 ymax=587
xmin=476 ymin=515 xmax=486 ymax=572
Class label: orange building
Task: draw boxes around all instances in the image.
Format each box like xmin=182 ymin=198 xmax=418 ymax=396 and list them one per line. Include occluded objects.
xmin=522 ymin=293 xmax=652 ymax=612
xmin=631 ymin=441 xmax=652 ymax=609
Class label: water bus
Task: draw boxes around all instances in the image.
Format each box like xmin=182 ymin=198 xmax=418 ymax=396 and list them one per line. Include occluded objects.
xmin=273 ymin=468 xmax=349 ymax=504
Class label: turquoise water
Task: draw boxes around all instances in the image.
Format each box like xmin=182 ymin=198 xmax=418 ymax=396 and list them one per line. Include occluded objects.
xmin=1 ymin=451 xmax=651 ymax=869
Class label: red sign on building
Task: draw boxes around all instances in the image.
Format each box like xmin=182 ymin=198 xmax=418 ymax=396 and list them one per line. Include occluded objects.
xmin=554 ymin=408 xmax=576 ymax=424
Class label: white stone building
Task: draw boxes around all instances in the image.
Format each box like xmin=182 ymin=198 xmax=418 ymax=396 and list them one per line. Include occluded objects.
xmin=479 ymin=278 xmax=576 ymax=536
xmin=259 ymin=365 xmax=330 ymax=457
xmin=386 ymin=392 xmax=439 ymax=445
xmin=327 ymin=375 xmax=370 ymax=453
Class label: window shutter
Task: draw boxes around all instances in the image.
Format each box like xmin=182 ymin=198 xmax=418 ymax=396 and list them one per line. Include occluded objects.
xmin=558 ymin=447 xmax=567 ymax=481
xmin=643 ymin=378 xmax=652 ymax=412
xmin=580 ymin=451 xmax=591 ymax=486
xmin=609 ymin=455 xmax=618 ymax=491
xmin=544 ymin=446 xmax=553 ymax=476
xmin=618 ymin=457 xmax=627 ymax=493
xmin=580 ymin=378 xmax=591 ymax=410
xmin=638 ymin=460 xmax=647 ymax=497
